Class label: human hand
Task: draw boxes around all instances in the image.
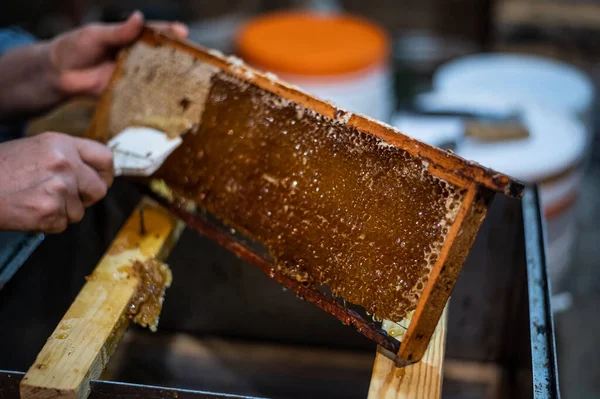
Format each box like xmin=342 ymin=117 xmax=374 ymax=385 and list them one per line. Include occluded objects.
xmin=0 ymin=12 xmax=188 ymax=120
xmin=49 ymin=11 xmax=188 ymax=98
xmin=0 ymin=132 xmax=114 ymax=233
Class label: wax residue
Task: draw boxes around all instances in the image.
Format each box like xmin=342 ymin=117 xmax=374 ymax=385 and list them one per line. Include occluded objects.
xmin=127 ymin=258 xmax=172 ymax=331
xmin=155 ymin=72 xmax=465 ymax=321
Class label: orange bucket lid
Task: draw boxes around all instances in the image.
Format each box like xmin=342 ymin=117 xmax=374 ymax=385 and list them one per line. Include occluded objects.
xmin=236 ymin=12 xmax=390 ymax=76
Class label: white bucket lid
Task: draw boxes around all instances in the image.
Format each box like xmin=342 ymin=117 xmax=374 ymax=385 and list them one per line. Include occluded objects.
xmin=433 ymin=53 xmax=594 ymax=116
xmin=396 ymin=93 xmax=587 ymax=182
xmin=457 ymin=104 xmax=586 ymax=181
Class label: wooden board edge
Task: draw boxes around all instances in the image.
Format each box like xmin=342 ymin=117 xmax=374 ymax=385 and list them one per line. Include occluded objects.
xmin=368 ymin=305 xmax=448 ymax=398
xmin=398 ymin=184 xmax=494 ymax=362
xmin=20 ymin=198 xmax=182 ymax=399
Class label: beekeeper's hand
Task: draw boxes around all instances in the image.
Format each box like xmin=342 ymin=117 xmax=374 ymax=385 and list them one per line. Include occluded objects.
xmin=0 ymin=132 xmax=113 ymax=233
xmin=0 ymin=11 xmax=188 ymax=120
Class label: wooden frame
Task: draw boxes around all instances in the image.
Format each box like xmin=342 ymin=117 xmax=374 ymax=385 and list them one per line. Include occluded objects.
xmin=20 ymin=199 xmax=182 ymax=399
xmin=88 ymin=29 xmax=522 ymax=199
xmin=86 ymin=28 xmax=524 ymax=363
xmin=368 ymin=306 xmax=448 ymax=398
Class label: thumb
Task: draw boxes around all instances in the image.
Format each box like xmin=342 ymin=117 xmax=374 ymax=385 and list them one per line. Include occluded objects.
xmin=50 ymin=11 xmax=145 ymax=71
xmin=58 ymin=61 xmax=115 ymax=96
xmin=89 ymin=10 xmax=145 ymax=48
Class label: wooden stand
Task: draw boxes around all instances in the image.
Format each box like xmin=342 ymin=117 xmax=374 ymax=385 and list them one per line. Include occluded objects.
xmin=368 ymin=306 xmax=447 ymax=398
xmin=19 ymin=197 xmax=448 ymax=399
xmin=20 ymin=199 xmax=182 ymax=399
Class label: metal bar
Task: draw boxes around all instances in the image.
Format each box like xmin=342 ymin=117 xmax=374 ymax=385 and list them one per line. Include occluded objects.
xmin=522 ymin=187 xmax=561 ymax=399
xmin=0 ymin=371 xmax=262 ymax=399
xmin=0 ymin=232 xmax=44 ymax=291
xmin=89 ymin=379 xmax=264 ymax=399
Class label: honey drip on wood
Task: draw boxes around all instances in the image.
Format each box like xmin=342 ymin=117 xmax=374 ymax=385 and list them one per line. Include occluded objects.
xmin=395 ymin=368 xmax=406 ymax=379
xmin=127 ymin=258 xmax=172 ymax=331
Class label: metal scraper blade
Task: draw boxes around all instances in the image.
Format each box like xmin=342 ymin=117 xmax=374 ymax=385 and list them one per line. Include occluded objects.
xmin=108 ymin=127 xmax=182 ymax=177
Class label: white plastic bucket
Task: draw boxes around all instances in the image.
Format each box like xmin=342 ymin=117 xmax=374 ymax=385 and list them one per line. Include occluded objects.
xmin=428 ymin=54 xmax=594 ymax=288
xmin=274 ymin=66 xmax=394 ymax=123
xmin=395 ymin=94 xmax=587 ymax=287
xmin=433 ymin=53 xmax=595 ymax=131
xmin=235 ymin=12 xmax=394 ymax=122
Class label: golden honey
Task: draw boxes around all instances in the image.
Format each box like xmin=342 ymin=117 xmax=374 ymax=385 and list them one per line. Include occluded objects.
xmin=127 ymin=258 xmax=172 ymax=331
xmin=155 ymin=73 xmax=464 ymax=321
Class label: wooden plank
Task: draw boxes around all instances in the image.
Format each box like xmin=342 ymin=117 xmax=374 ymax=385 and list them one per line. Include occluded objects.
xmin=443 ymin=360 xmax=502 ymax=399
xmin=20 ymin=198 xmax=182 ymax=399
xmin=497 ymin=1 xmax=600 ymax=29
xmin=368 ymin=306 xmax=448 ymax=398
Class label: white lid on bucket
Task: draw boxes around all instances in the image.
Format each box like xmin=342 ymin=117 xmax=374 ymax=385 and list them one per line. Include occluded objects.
xmin=433 ymin=54 xmax=594 ymax=117
xmin=396 ymin=93 xmax=587 ymax=182
xmin=456 ymin=104 xmax=586 ymax=182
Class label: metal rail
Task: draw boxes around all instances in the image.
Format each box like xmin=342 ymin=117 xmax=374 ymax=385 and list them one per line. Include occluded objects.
xmin=523 ymin=187 xmax=561 ymax=399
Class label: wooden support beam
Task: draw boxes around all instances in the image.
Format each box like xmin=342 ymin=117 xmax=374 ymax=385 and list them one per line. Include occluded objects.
xmin=368 ymin=306 xmax=448 ymax=399
xmin=497 ymin=1 xmax=600 ymax=29
xmin=443 ymin=360 xmax=502 ymax=399
xmin=20 ymin=198 xmax=182 ymax=399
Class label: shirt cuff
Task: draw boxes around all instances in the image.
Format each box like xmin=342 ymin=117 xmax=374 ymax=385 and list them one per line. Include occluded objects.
xmin=0 ymin=27 xmax=37 ymax=141
xmin=0 ymin=27 xmax=36 ymax=55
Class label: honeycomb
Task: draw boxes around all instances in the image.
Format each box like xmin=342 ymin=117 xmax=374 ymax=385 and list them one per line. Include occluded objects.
xmin=152 ymin=72 xmax=464 ymax=321
xmin=128 ymin=258 xmax=172 ymax=332
xmin=106 ymin=41 xmax=466 ymax=322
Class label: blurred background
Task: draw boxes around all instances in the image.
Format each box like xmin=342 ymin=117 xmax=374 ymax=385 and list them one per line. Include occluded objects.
xmin=2 ymin=0 xmax=600 ymax=397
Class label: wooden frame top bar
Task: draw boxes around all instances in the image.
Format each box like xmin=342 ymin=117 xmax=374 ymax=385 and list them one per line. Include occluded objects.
xmin=137 ymin=28 xmax=524 ymax=198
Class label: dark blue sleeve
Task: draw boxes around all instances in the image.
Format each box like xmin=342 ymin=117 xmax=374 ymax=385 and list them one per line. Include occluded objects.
xmin=0 ymin=27 xmax=37 ymax=142
xmin=0 ymin=28 xmax=44 ymax=287
xmin=0 ymin=27 xmax=36 ymax=55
